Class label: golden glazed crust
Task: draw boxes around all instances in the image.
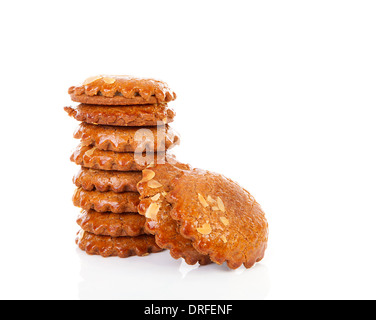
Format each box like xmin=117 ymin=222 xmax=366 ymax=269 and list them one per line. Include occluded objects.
xmin=69 ymin=75 xmax=176 ymax=105
xmin=168 ymin=169 xmax=268 ymax=269
xmin=77 ymin=210 xmax=149 ymax=237
xmin=73 ymin=188 xmax=139 ymax=213
xmin=73 ymin=167 xmax=142 ymax=193
xmin=70 ymin=144 xmax=175 ymax=172
xmin=74 ymin=122 xmax=180 ymax=153
xmin=75 ymin=230 xmax=163 ymax=258
xmin=64 ymin=104 xmax=175 ymax=127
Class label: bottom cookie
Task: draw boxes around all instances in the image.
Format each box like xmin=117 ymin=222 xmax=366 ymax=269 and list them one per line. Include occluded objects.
xmin=75 ymin=230 xmax=163 ymax=258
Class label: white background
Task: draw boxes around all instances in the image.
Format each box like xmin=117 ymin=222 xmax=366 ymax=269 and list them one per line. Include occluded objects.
xmin=0 ymin=0 xmax=375 ymax=300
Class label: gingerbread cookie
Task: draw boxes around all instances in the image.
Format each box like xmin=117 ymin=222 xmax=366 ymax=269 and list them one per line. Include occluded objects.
xmin=137 ymin=163 xmax=268 ymax=269
xmin=167 ymin=169 xmax=268 ymax=269
xmin=77 ymin=210 xmax=149 ymax=237
xmin=73 ymin=167 xmax=142 ymax=193
xmin=74 ymin=122 xmax=180 ymax=153
xmin=137 ymin=163 xmax=212 ymax=266
xmin=69 ymin=75 xmax=176 ymax=105
xmin=76 ymin=230 xmax=163 ymax=258
xmin=64 ymin=104 xmax=175 ymax=127
xmin=71 ymin=144 xmax=175 ymax=171
xmin=73 ymin=188 xmax=139 ymax=213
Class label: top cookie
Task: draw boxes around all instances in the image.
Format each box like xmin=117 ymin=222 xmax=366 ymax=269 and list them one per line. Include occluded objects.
xmin=68 ymin=75 xmax=177 ymax=105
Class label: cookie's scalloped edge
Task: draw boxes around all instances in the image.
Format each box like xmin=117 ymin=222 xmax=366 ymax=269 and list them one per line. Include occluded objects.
xmin=77 ymin=210 xmax=149 ymax=237
xmin=75 ymin=230 xmax=163 ymax=258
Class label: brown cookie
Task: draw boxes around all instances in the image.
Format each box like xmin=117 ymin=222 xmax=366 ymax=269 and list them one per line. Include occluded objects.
xmin=76 ymin=230 xmax=163 ymax=258
xmin=77 ymin=209 xmax=149 ymax=237
xmin=64 ymin=104 xmax=175 ymax=127
xmin=137 ymin=163 xmax=212 ymax=266
xmin=74 ymin=122 xmax=180 ymax=153
xmin=70 ymin=144 xmax=175 ymax=171
xmin=137 ymin=163 xmax=269 ymax=269
xmin=68 ymin=75 xmax=176 ymax=105
xmin=168 ymin=169 xmax=268 ymax=269
xmin=73 ymin=188 xmax=139 ymax=213
xmin=73 ymin=167 xmax=142 ymax=193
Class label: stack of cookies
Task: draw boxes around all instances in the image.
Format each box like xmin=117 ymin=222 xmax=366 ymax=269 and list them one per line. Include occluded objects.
xmin=65 ymin=75 xmax=179 ymax=258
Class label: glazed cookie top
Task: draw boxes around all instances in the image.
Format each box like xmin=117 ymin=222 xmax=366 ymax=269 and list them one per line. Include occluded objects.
xmin=167 ymin=168 xmax=269 ymax=269
xmin=68 ymin=75 xmax=177 ymax=105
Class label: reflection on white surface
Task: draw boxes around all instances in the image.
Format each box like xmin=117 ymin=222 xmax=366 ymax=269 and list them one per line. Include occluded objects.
xmin=77 ymin=249 xmax=270 ymax=300
xmin=178 ymin=260 xmax=199 ymax=278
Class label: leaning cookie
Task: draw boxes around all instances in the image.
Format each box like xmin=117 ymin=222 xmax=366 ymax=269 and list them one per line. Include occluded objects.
xmin=137 ymin=163 xmax=212 ymax=266
xmin=77 ymin=210 xmax=149 ymax=237
xmin=73 ymin=188 xmax=139 ymax=213
xmin=168 ymin=169 xmax=268 ymax=269
xmin=69 ymin=75 xmax=176 ymax=105
xmin=76 ymin=230 xmax=163 ymax=258
xmin=138 ymin=163 xmax=268 ymax=269
xmin=74 ymin=122 xmax=180 ymax=153
xmin=73 ymin=167 xmax=142 ymax=193
xmin=64 ymin=104 xmax=175 ymax=127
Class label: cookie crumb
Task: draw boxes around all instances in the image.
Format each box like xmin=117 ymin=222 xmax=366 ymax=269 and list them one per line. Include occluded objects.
xmin=197 ymin=223 xmax=212 ymax=235
xmin=220 ymin=217 xmax=229 ymax=226
xmin=145 ymin=202 xmax=161 ymax=220
xmin=198 ymin=193 xmax=209 ymax=207
xmin=217 ymin=197 xmax=225 ymax=212
xmin=207 ymin=195 xmax=217 ymax=205
xmin=83 ymin=75 xmax=102 ymax=85
xmin=151 ymin=193 xmax=161 ymax=201
xmin=103 ymin=77 xmax=116 ymax=84
xmin=142 ymin=169 xmax=155 ymax=182
xmin=148 ymin=180 xmax=163 ymax=189
xmin=84 ymin=147 xmax=95 ymax=157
